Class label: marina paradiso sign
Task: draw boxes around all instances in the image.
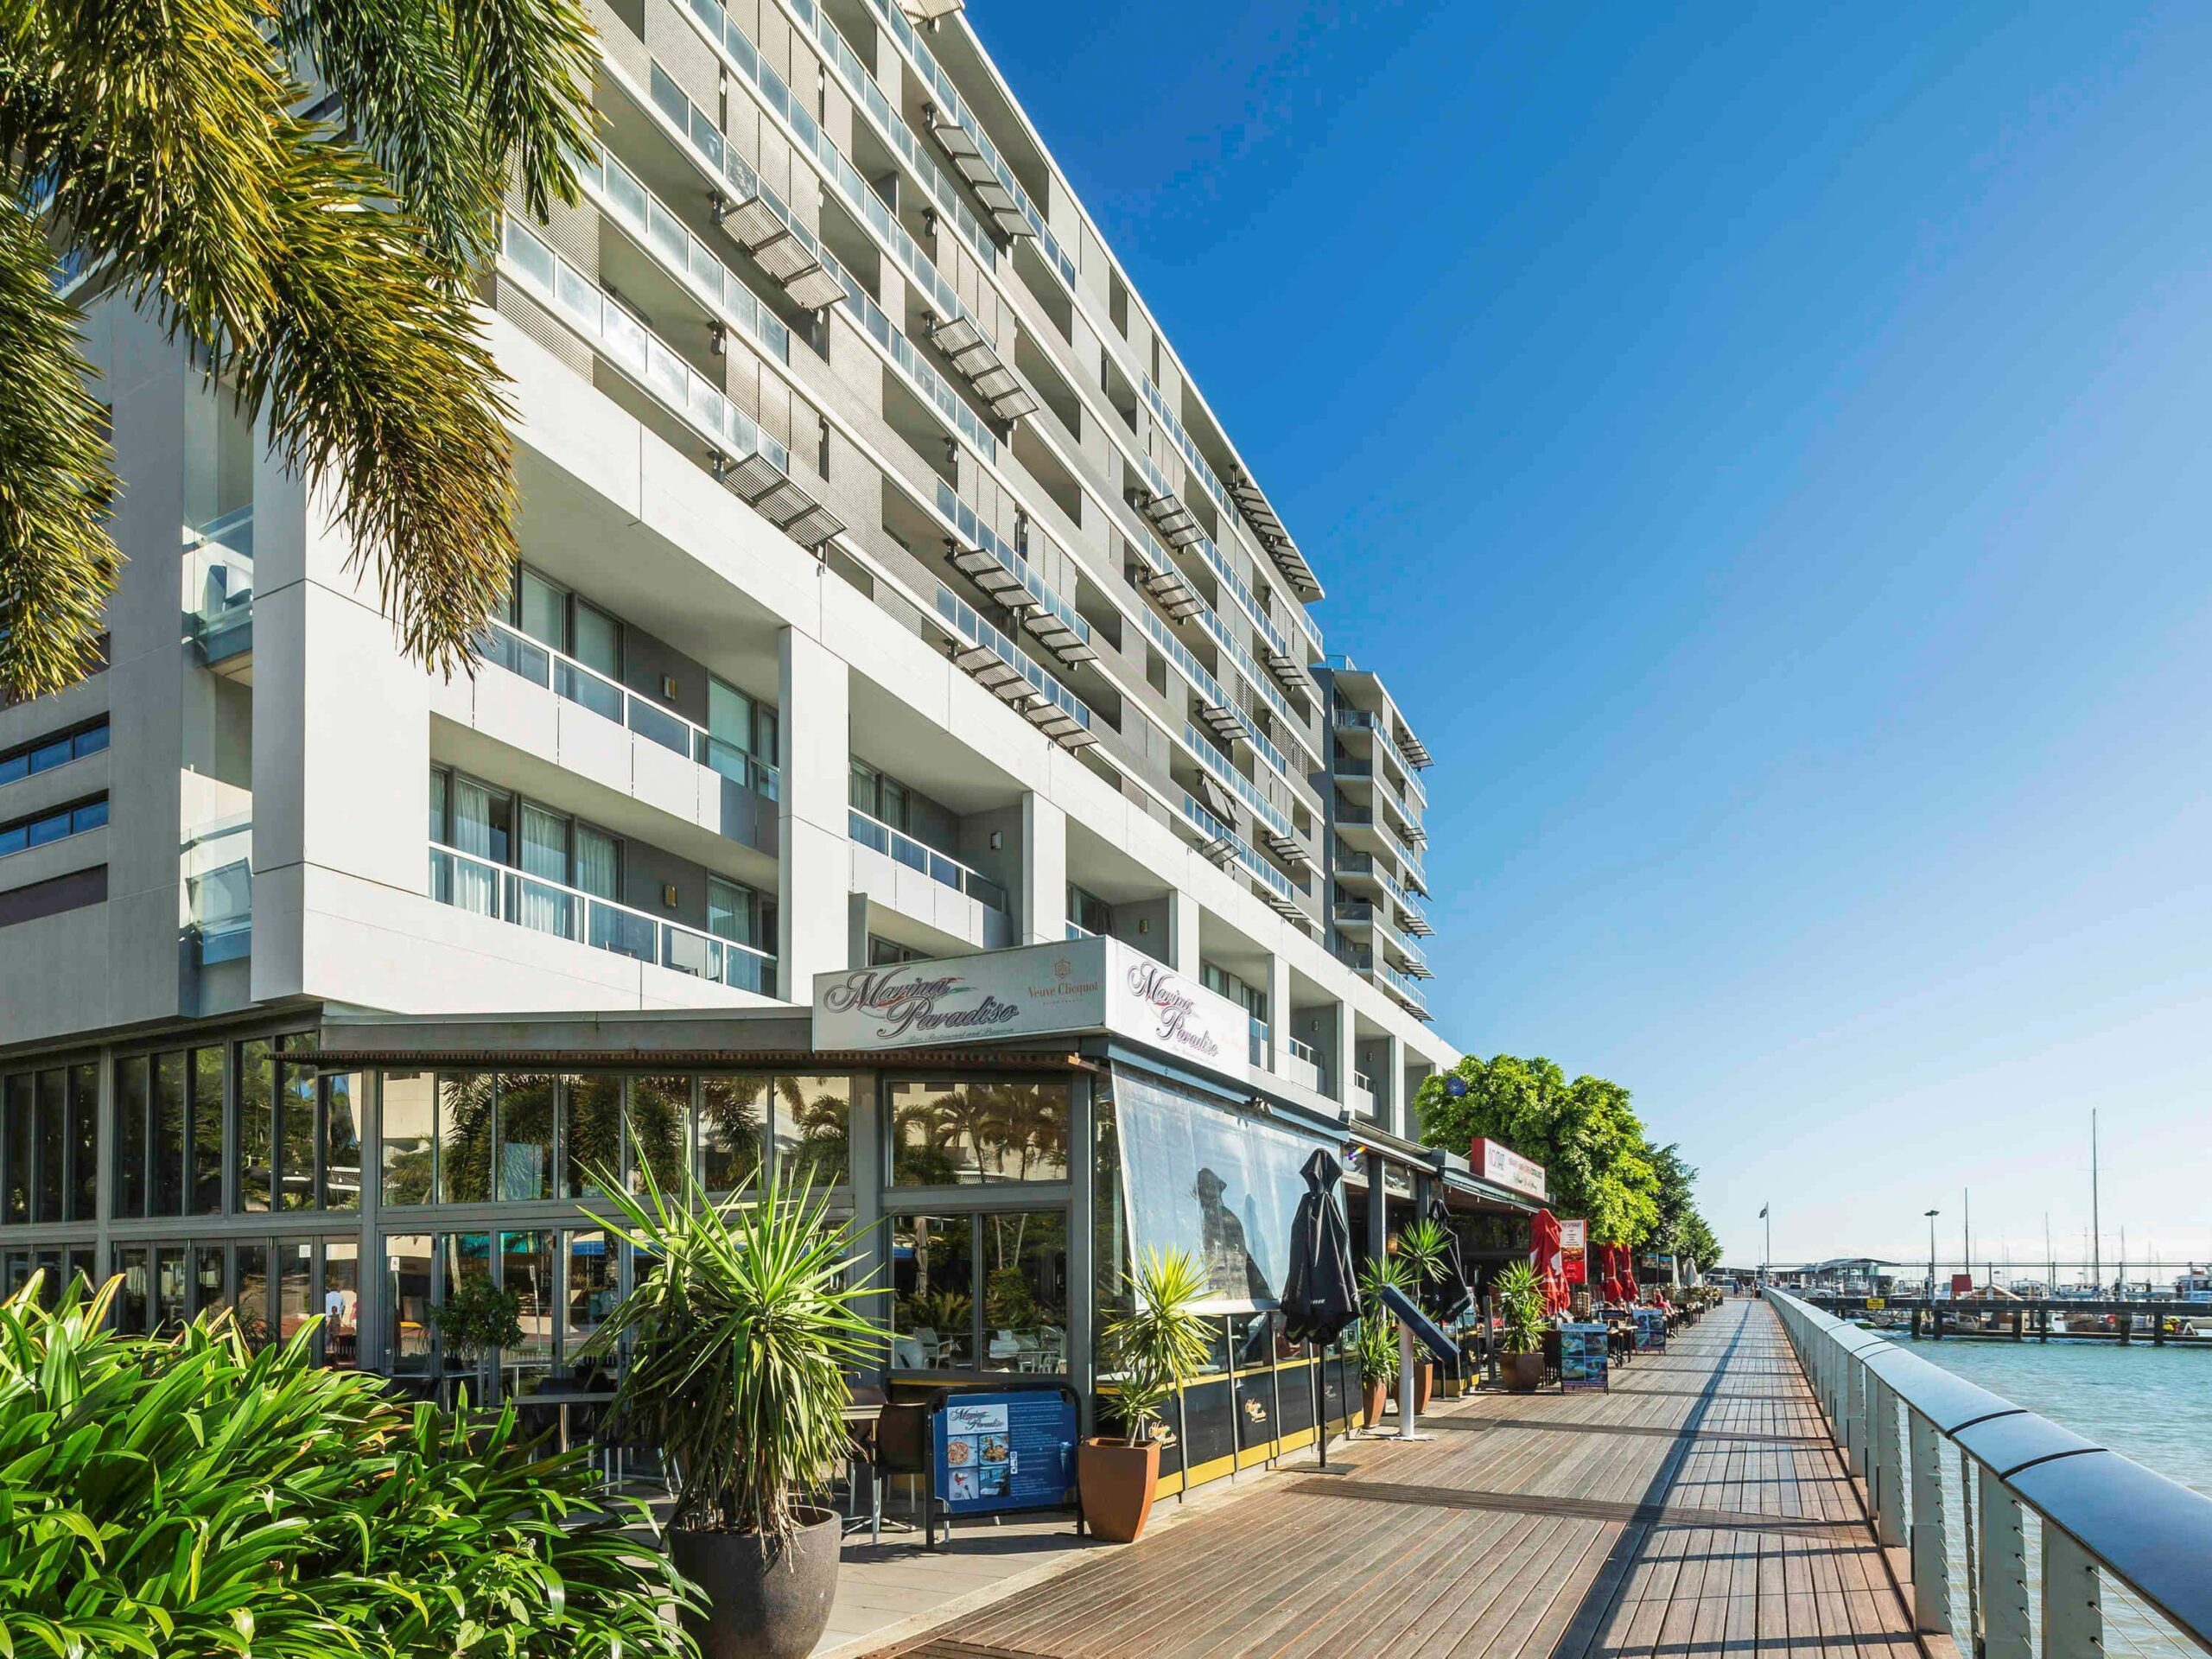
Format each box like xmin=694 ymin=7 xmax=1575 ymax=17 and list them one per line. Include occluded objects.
xmin=812 ymin=937 xmax=1250 ymax=1078
xmin=1468 ymin=1137 xmax=1548 ymax=1201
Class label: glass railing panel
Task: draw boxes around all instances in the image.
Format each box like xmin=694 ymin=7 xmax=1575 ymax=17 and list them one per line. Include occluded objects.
xmin=847 ymin=806 xmax=1008 ymax=912
xmin=182 ymin=506 xmax=257 ymax=659
xmin=932 ymin=587 xmax=1092 ymax=730
xmin=626 ymin=696 xmax=690 ymax=757
xmin=934 ymin=480 xmax=1085 ymax=644
xmin=552 ymin=657 xmax=624 ymax=723
xmin=1184 ymin=722 xmax=1293 ymax=843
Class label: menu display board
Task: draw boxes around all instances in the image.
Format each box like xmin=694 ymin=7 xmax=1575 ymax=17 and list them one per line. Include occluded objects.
xmin=1633 ymin=1308 xmax=1666 ymax=1353
xmin=1560 ymin=1219 xmax=1588 ymax=1285
xmin=932 ymin=1390 xmax=1078 ymax=1516
xmin=1560 ymin=1322 xmax=1609 ymax=1392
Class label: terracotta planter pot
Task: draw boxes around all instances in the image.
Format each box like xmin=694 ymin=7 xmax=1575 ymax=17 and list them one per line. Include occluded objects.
xmin=1504 ymin=1351 xmax=1545 ymax=1394
xmin=1078 ymin=1437 xmax=1160 ymax=1543
xmin=670 ymin=1504 xmax=841 ymax=1659
xmin=1413 ymin=1362 xmax=1433 ymax=1414
xmin=1361 ymin=1377 xmax=1389 ymax=1427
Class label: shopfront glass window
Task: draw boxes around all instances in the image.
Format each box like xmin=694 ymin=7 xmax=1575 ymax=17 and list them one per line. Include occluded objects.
xmin=385 ymin=1234 xmax=434 ymax=1373
xmin=113 ymin=1058 xmax=148 ymax=1219
xmin=495 ymin=1074 xmax=556 ymax=1202
xmin=324 ymin=1071 xmax=362 ymax=1211
xmin=978 ymin=1210 xmax=1069 ymax=1374
xmin=117 ymin=1246 xmax=150 ymax=1334
xmin=775 ymin=1076 xmax=850 ymax=1190
xmin=500 ymin=1230 xmax=555 ymax=1395
xmin=277 ymin=1045 xmax=317 ymax=1210
xmin=3 ymin=1076 xmax=30 ymax=1224
xmin=565 ymin=1230 xmax=616 ymax=1382
xmin=155 ymin=1246 xmax=189 ymax=1337
xmin=563 ymin=1076 xmax=622 ymax=1198
xmin=235 ymin=1243 xmax=270 ymax=1350
xmin=194 ymin=1243 xmax=229 ymax=1324
xmin=380 ymin=1072 xmax=435 ymax=1205
xmin=238 ymin=1039 xmax=274 ymax=1211
xmin=628 ymin=1076 xmax=690 ymax=1197
xmin=277 ymin=1239 xmax=311 ymax=1350
xmin=189 ymin=1047 xmax=224 ymax=1214
xmin=439 ymin=1074 xmax=493 ymax=1203
xmin=698 ymin=1076 xmax=766 ymax=1192
xmin=152 ymin=1053 xmax=186 ymax=1217
xmin=322 ymin=1239 xmax=360 ymax=1368
xmin=33 ymin=1071 xmax=63 ymax=1223
xmin=889 ymin=1214 xmax=972 ymax=1370
xmin=888 ymin=1079 xmax=1069 ymax=1187
xmin=67 ymin=1064 xmax=95 ymax=1222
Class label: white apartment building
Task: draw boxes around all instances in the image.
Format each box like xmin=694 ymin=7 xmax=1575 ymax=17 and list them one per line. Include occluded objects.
xmin=0 ymin=0 xmax=1472 ymax=1424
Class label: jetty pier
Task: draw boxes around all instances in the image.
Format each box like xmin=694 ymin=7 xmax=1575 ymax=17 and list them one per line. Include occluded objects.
xmin=1805 ymin=1293 xmax=2212 ymax=1345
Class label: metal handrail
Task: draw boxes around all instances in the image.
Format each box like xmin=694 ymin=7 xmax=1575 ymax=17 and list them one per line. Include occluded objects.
xmin=846 ymin=806 xmax=1008 ymax=913
xmin=1768 ymin=1287 xmax=2212 ymax=1656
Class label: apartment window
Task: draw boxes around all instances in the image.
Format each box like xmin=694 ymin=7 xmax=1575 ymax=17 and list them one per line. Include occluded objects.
xmin=705 ymin=677 xmax=779 ymax=790
xmin=429 ymin=766 xmax=621 ymax=904
xmin=707 ymin=874 xmax=768 ymax=950
xmin=0 ymin=795 xmax=108 ymax=858
xmin=510 ymin=567 xmax=620 ymax=680
xmin=1067 ymin=883 xmax=1111 ymax=936
xmin=0 ymin=718 xmax=108 ymax=786
xmin=1201 ymin=963 xmax=1268 ymax=1026
xmin=868 ymin=936 xmax=927 ymax=967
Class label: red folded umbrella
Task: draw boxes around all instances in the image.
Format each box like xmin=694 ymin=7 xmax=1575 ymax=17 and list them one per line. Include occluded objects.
xmin=1529 ymin=1209 xmax=1571 ymax=1314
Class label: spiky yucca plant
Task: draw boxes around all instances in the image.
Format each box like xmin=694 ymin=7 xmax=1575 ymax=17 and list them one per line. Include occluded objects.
xmin=1100 ymin=1247 xmax=1211 ymax=1446
xmin=583 ymin=1154 xmax=885 ymax=1538
xmin=0 ymin=0 xmax=598 ymax=701
xmin=0 ymin=1272 xmax=696 ymax=1657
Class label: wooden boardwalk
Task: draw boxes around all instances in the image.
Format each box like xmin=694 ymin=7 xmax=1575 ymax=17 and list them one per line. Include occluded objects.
xmin=868 ymin=1299 xmax=1919 ymax=1658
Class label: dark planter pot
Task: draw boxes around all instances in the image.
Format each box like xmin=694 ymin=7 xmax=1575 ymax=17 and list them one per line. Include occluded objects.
xmin=1361 ymin=1378 xmax=1389 ymax=1427
xmin=1413 ymin=1362 xmax=1433 ymax=1414
xmin=1504 ymin=1351 xmax=1545 ymax=1393
xmin=670 ymin=1505 xmax=842 ymax=1659
xmin=1078 ymin=1436 xmax=1160 ymax=1543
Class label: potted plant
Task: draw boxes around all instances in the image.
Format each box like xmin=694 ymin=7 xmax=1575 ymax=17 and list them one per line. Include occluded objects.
xmin=588 ymin=1154 xmax=883 ymax=1659
xmin=1356 ymin=1257 xmax=1409 ymax=1427
xmin=1395 ymin=1220 xmax=1454 ymax=1411
xmin=428 ymin=1273 xmax=524 ymax=1406
xmin=1084 ymin=1247 xmax=1210 ymax=1543
xmin=1494 ymin=1259 xmax=1548 ymax=1393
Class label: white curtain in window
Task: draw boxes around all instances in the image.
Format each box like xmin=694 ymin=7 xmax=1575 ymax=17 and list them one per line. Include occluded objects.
xmin=707 ymin=876 xmax=753 ymax=946
xmin=518 ymin=804 xmax=571 ymax=936
xmin=518 ymin=570 xmax=567 ymax=652
xmin=450 ymin=778 xmax=499 ymax=916
xmin=575 ymin=825 xmax=620 ymax=903
xmin=572 ymin=603 xmax=620 ymax=678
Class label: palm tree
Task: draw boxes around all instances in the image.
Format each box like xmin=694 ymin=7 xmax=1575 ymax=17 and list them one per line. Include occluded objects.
xmin=0 ymin=0 xmax=597 ymax=702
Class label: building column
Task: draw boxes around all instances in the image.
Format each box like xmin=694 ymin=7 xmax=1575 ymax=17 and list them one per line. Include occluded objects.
xmin=1266 ymin=952 xmax=1293 ymax=1075
xmin=779 ymin=626 xmax=850 ymax=1000
xmin=1167 ymin=888 xmax=1201 ymax=977
xmin=1020 ymin=791 xmax=1066 ymax=946
xmin=1383 ymin=1033 xmax=1407 ymax=1138
xmin=1331 ymin=1000 xmax=1357 ymax=1111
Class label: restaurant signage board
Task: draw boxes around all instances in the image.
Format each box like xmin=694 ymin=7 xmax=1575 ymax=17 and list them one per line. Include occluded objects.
xmin=1468 ymin=1138 xmax=1548 ymax=1201
xmin=1560 ymin=1322 xmax=1609 ymax=1392
xmin=931 ymin=1389 xmax=1078 ymax=1517
xmin=1633 ymin=1308 xmax=1666 ymax=1353
xmin=813 ymin=938 xmax=1249 ymax=1079
xmin=1560 ymin=1218 xmax=1588 ymax=1285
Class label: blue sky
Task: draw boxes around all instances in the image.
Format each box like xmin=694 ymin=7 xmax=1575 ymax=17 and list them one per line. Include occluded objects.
xmin=975 ymin=2 xmax=2212 ymax=1268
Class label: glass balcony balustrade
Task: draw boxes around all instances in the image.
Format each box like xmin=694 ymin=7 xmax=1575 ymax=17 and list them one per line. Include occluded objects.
xmin=182 ymin=506 xmax=255 ymax=664
xmin=1179 ymin=791 xmax=1295 ymax=905
xmin=475 ymin=620 xmax=781 ymax=800
xmin=500 ymin=219 xmax=791 ymax=479
xmin=935 ymin=480 xmax=1088 ymax=652
xmin=1184 ymin=722 xmax=1294 ymax=844
xmin=847 ymin=806 xmax=1008 ymax=912
xmin=429 ymin=843 xmax=776 ymax=995
xmin=932 ymin=586 xmax=1092 ymax=733
xmin=183 ymin=813 xmax=252 ymax=966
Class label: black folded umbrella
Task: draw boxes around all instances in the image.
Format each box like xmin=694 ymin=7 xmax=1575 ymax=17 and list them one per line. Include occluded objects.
xmin=1421 ymin=1196 xmax=1474 ymax=1325
xmin=1281 ymin=1148 xmax=1357 ymax=1345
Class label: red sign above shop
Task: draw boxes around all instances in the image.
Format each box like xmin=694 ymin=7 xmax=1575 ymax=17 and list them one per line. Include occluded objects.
xmin=1469 ymin=1137 xmax=1548 ymax=1200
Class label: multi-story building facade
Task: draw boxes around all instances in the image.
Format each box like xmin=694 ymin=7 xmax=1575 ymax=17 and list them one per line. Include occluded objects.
xmin=0 ymin=0 xmax=1489 ymax=1437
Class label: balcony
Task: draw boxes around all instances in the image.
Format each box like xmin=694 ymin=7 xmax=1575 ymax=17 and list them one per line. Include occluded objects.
xmin=183 ymin=506 xmax=254 ymax=668
xmin=1283 ymin=1034 xmax=1324 ymax=1095
xmin=1339 ymin=947 xmax=1429 ymax=1020
xmin=429 ymin=842 xmax=775 ymax=995
xmin=184 ymin=813 xmax=251 ymax=967
xmin=1179 ymin=792 xmax=1308 ymax=927
xmin=849 ymin=807 xmax=1014 ymax=951
xmin=933 ymin=588 xmax=1096 ymax=752
xmin=1353 ymin=1070 xmax=1378 ymax=1119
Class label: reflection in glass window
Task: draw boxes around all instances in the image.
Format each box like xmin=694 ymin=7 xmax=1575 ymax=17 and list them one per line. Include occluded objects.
xmin=563 ymin=1076 xmax=622 ymax=1198
xmin=495 ymin=1075 xmax=556 ymax=1202
xmin=67 ymin=1064 xmax=95 ymax=1222
xmin=699 ymin=1076 xmax=766 ymax=1192
xmin=1 ymin=1077 xmax=28 ymax=1223
xmin=277 ymin=1044 xmax=318 ymax=1210
xmin=115 ymin=1058 xmax=149 ymax=1219
xmin=889 ymin=1079 xmax=1069 ymax=1186
xmin=189 ymin=1048 xmax=224 ymax=1214
xmin=235 ymin=1243 xmax=270 ymax=1350
xmin=978 ymin=1210 xmax=1069 ymax=1374
xmin=194 ymin=1243 xmax=229 ymax=1325
xmin=152 ymin=1053 xmax=186 ymax=1216
xmin=500 ymin=1230 xmax=555 ymax=1394
xmin=380 ymin=1073 xmax=435 ymax=1205
xmin=889 ymin=1215 xmax=972 ymax=1370
xmin=238 ymin=1039 xmax=274 ymax=1211
xmin=324 ymin=1071 xmax=362 ymax=1211
xmin=155 ymin=1246 xmax=189 ymax=1337
xmin=277 ymin=1238 xmax=311 ymax=1349
xmin=117 ymin=1246 xmax=150 ymax=1334
xmin=34 ymin=1071 xmax=63 ymax=1223
xmin=439 ymin=1075 xmax=493 ymax=1203
xmin=775 ymin=1076 xmax=850 ymax=1190
xmin=323 ymin=1239 xmax=360 ymax=1369
xmin=385 ymin=1234 xmax=434 ymax=1373
xmin=628 ymin=1076 xmax=689 ymax=1198
xmin=565 ymin=1230 xmax=616 ymax=1382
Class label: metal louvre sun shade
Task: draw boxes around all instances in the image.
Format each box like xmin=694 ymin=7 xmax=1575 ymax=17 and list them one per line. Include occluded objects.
xmin=1137 ymin=563 xmax=1205 ymax=621
xmin=929 ymin=316 xmax=1039 ymax=422
xmin=718 ymin=194 xmax=844 ymax=310
xmin=925 ymin=107 xmax=1033 ymax=236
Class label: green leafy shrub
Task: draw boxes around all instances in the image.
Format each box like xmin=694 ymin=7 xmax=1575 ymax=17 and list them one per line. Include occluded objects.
xmin=0 ymin=1273 xmax=696 ymax=1657
xmin=1494 ymin=1259 xmax=1548 ymax=1355
xmin=1356 ymin=1257 xmax=1412 ymax=1385
xmin=1101 ymin=1248 xmax=1211 ymax=1445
